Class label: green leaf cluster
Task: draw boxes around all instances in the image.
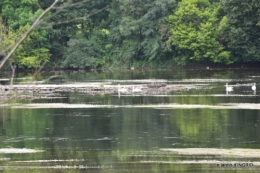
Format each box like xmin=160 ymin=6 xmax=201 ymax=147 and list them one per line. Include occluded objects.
xmin=106 ymin=0 xmax=177 ymax=66
xmin=0 ymin=0 xmax=51 ymax=68
xmin=2 ymin=0 xmax=260 ymax=69
xmin=221 ymin=0 xmax=260 ymax=62
xmin=62 ymin=29 xmax=110 ymax=68
xmin=168 ymin=0 xmax=232 ymax=64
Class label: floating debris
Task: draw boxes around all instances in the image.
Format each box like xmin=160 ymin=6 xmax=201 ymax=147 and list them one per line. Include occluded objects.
xmin=0 ymin=158 xmax=10 ymax=161
xmin=7 ymin=103 xmax=260 ymax=110
xmin=140 ymin=160 xmax=259 ymax=165
xmin=0 ymin=148 xmax=44 ymax=153
xmin=0 ymin=165 xmax=112 ymax=170
xmin=0 ymin=83 xmax=195 ymax=101
xmin=0 ymin=78 xmax=9 ymax=82
xmin=15 ymin=159 xmax=85 ymax=163
xmin=161 ymin=148 xmax=260 ymax=158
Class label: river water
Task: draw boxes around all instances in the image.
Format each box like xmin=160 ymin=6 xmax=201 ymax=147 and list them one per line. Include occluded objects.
xmin=1 ymin=69 xmax=260 ymax=172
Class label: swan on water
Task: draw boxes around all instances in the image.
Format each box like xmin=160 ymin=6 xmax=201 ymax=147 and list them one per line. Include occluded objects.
xmin=132 ymin=86 xmax=142 ymax=93
xmin=252 ymin=83 xmax=256 ymax=91
xmin=226 ymin=83 xmax=233 ymax=92
xmin=118 ymin=84 xmax=127 ymax=93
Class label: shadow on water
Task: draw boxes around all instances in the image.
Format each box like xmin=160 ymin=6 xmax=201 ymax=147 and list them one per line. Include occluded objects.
xmin=1 ymin=69 xmax=260 ymax=172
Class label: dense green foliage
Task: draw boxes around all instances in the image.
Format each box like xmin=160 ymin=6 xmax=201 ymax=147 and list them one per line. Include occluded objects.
xmin=62 ymin=29 xmax=110 ymax=68
xmin=221 ymin=0 xmax=260 ymax=62
xmin=1 ymin=0 xmax=260 ymax=69
xmin=168 ymin=0 xmax=232 ymax=65
xmin=105 ymin=0 xmax=176 ymax=67
xmin=1 ymin=0 xmax=51 ymax=68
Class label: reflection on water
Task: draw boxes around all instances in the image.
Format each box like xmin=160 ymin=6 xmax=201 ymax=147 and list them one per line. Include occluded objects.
xmin=1 ymin=69 xmax=260 ymax=172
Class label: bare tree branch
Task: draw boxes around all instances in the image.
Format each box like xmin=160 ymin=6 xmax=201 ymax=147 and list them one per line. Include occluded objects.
xmin=0 ymin=62 xmax=52 ymax=105
xmin=0 ymin=0 xmax=107 ymax=104
xmin=42 ymin=0 xmax=91 ymax=24
xmin=53 ymin=0 xmax=91 ymax=10
xmin=0 ymin=0 xmax=59 ymax=70
xmin=36 ymin=0 xmax=43 ymax=11
xmin=8 ymin=60 xmax=16 ymax=86
xmin=39 ymin=5 xmax=109 ymax=29
xmin=33 ymin=61 xmax=47 ymax=81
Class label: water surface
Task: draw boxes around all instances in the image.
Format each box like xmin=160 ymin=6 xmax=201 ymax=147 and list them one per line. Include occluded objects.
xmin=1 ymin=69 xmax=260 ymax=172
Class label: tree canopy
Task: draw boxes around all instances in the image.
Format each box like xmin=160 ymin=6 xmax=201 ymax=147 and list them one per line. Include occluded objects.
xmin=221 ymin=0 xmax=260 ymax=62
xmin=167 ymin=0 xmax=232 ymax=65
xmin=1 ymin=0 xmax=260 ymax=70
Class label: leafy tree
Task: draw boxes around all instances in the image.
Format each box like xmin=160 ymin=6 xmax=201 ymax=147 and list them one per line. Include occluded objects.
xmin=12 ymin=28 xmax=51 ymax=68
xmin=0 ymin=0 xmax=109 ymax=69
xmin=0 ymin=0 xmax=52 ymax=68
xmin=221 ymin=0 xmax=260 ymax=62
xmin=0 ymin=22 xmax=49 ymax=68
xmin=107 ymin=0 xmax=176 ymax=67
xmin=62 ymin=29 xmax=111 ymax=69
xmin=45 ymin=0 xmax=111 ymax=67
xmin=168 ymin=0 xmax=232 ymax=65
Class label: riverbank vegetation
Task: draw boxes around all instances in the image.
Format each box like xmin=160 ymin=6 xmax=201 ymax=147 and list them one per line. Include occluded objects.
xmin=0 ymin=0 xmax=260 ymax=70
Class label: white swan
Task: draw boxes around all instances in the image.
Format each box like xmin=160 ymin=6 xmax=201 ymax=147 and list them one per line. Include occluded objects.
xmin=252 ymin=83 xmax=256 ymax=91
xmin=118 ymin=84 xmax=127 ymax=93
xmin=226 ymin=83 xmax=233 ymax=92
xmin=132 ymin=86 xmax=142 ymax=93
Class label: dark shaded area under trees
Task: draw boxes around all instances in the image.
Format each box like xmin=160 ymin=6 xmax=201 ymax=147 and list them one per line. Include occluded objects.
xmin=1 ymin=0 xmax=260 ymax=70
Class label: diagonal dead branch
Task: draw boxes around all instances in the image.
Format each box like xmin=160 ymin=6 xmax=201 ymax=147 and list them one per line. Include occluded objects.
xmin=0 ymin=0 xmax=107 ymax=104
xmin=43 ymin=0 xmax=91 ymax=22
xmin=0 ymin=0 xmax=59 ymax=70
xmin=39 ymin=5 xmax=108 ymax=29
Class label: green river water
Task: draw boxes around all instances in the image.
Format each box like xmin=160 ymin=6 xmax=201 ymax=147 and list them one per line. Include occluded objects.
xmin=0 ymin=69 xmax=260 ymax=173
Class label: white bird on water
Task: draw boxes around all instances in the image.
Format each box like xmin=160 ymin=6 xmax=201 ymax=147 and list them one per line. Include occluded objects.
xmin=226 ymin=83 xmax=233 ymax=92
xmin=118 ymin=84 xmax=127 ymax=93
xmin=252 ymin=83 xmax=256 ymax=91
xmin=132 ymin=86 xmax=142 ymax=93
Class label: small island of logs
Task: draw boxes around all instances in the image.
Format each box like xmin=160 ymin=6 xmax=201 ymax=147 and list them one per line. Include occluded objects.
xmin=0 ymin=82 xmax=196 ymax=100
